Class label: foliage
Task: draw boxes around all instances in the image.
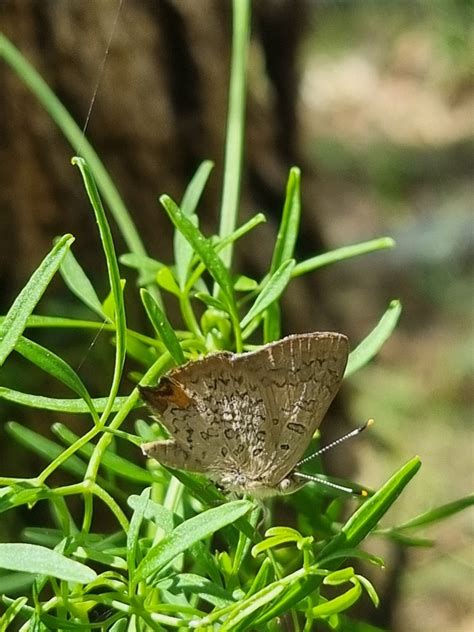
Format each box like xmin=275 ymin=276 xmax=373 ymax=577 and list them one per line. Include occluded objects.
xmin=0 ymin=1 xmax=471 ymax=630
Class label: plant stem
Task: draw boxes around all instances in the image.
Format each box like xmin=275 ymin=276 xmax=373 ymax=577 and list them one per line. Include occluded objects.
xmin=216 ymin=0 xmax=251 ymax=273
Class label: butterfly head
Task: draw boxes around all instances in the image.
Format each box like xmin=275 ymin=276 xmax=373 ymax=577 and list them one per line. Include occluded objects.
xmin=214 ymin=469 xmax=305 ymax=498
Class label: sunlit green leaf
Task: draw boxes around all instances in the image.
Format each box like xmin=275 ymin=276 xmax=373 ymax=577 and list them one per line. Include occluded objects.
xmin=0 ymin=388 xmax=130 ymax=413
xmin=127 ymin=488 xmax=150 ymax=573
xmin=140 ymin=289 xmax=185 ymax=365
xmin=293 ymin=237 xmax=396 ymax=278
xmin=311 ymin=582 xmax=362 ymax=617
xmin=175 ymin=161 xmax=214 ymax=289
xmin=0 ymin=543 xmax=96 ymax=583
xmin=241 ymin=259 xmax=295 ymax=329
xmin=345 ymin=300 xmax=402 ymax=377
xmin=0 ymin=234 xmax=74 ymax=367
xmin=270 ymin=166 xmax=301 ymax=272
xmin=160 ymin=195 xmax=236 ymax=312
xmin=134 ymin=501 xmax=252 ymax=583
xmin=59 ymin=247 xmax=106 ymax=319
xmin=14 ymin=337 xmax=98 ymax=423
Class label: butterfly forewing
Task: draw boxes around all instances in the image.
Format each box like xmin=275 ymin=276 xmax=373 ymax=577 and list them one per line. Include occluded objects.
xmin=244 ymin=333 xmax=349 ymax=484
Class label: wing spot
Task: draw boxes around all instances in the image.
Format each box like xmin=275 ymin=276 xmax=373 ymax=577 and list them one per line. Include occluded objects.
xmin=287 ymin=422 xmax=305 ymax=435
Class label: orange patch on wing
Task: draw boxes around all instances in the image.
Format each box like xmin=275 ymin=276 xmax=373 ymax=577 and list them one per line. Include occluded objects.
xmin=139 ymin=377 xmax=193 ymax=414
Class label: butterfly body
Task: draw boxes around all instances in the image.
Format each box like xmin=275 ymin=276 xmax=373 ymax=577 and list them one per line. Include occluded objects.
xmin=140 ymin=332 xmax=349 ymax=496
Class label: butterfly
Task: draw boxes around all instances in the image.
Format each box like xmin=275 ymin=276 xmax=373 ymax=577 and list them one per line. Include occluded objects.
xmin=139 ymin=332 xmax=349 ymax=497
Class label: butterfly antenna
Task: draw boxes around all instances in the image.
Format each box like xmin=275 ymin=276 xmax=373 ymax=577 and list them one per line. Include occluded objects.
xmin=293 ymin=471 xmax=368 ymax=496
xmin=297 ymin=419 xmax=374 ymax=468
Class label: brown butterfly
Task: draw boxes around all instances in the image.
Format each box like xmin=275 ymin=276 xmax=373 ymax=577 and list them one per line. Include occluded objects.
xmin=139 ymin=332 xmax=350 ymax=497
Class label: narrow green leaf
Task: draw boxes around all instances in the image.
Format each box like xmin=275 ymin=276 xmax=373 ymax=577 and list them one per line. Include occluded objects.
xmin=23 ymin=528 xmax=62 ymax=548
xmin=73 ymin=546 xmax=127 ymax=571
xmin=185 ymin=213 xmax=266 ymax=295
xmin=251 ymin=536 xmax=298 ymax=557
xmin=265 ymin=526 xmax=302 ymax=539
xmin=0 ymin=388 xmax=130 ymax=413
xmin=52 ymin=423 xmax=155 ymax=484
xmin=127 ymin=488 xmax=150 ymax=574
xmin=101 ymin=279 xmax=126 ymax=322
xmin=123 ymin=333 xmax=157 ymax=367
xmin=319 ymin=457 xmax=421 ymax=560
xmin=0 ymin=485 xmax=52 ymax=515
xmin=217 ymin=0 xmax=250 ymax=269
xmin=0 ymin=596 xmax=28 ymax=628
xmin=263 ymin=302 xmax=281 ymax=343
xmin=356 ymin=574 xmax=380 ymax=608
xmin=375 ymin=530 xmax=434 ymax=547
xmin=311 ymin=582 xmax=362 ymax=617
xmin=119 ymin=253 xmax=164 ymax=273
xmin=159 ymin=467 xmax=229 ymax=507
xmin=175 ymin=161 xmax=214 ymax=289
xmin=221 ymin=584 xmax=285 ymax=631
xmin=0 ymin=234 xmax=74 ymax=367
xmin=245 ymin=557 xmax=273 ymax=598
xmin=72 ymin=157 xmax=127 ymax=420
xmin=293 ymin=237 xmax=396 ymax=278
xmin=233 ymin=277 xmax=256 ymax=294
xmin=181 ymin=161 xmax=214 ymax=216
xmin=5 ymin=422 xmax=86 ymax=477
xmin=324 ymin=567 xmax=355 ymax=585
xmin=0 ymin=543 xmax=96 ymax=583
xmin=140 ymin=289 xmax=185 ymax=365
xmin=270 ymin=167 xmax=301 ymax=272
xmin=215 ymin=213 xmax=266 ymax=253
xmin=317 ymin=548 xmax=384 ymax=569
xmin=194 ymin=293 xmax=228 ymax=312
xmin=241 ymin=259 xmax=295 ymax=329
xmin=128 ymin=495 xmax=174 ymax=535
xmin=156 ymin=267 xmax=181 ymax=296
xmin=14 ymin=337 xmax=98 ymax=423
xmin=159 ymin=573 xmax=233 ymax=608
xmin=345 ymin=300 xmax=402 ymax=377
xmin=388 ymin=494 xmax=474 ymax=531
xmin=160 ymin=195 xmax=235 ymax=310
xmin=135 ymin=501 xmax=252 ymax=582
xmin=59 ymin=248 xmax=106 ymax=319
xmin=109 ymin=620 xmax=128 ymax=632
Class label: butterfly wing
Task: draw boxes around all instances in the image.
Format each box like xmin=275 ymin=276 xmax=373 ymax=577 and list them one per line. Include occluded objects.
xmin=240 ymin=332 xmax=349 ymax=485
xmin=139 ymin=352 xmax=268 ymax=482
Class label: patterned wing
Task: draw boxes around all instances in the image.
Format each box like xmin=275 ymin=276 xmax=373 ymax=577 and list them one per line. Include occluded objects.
xmin=234 ymin=332 xmax=349 ymax=484
xmin=139 ymin=352 xmax=269 ymax=484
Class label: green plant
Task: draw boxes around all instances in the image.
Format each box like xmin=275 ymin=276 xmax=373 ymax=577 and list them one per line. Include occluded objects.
xmin=0 ymin=2 xmax=472 ymax=630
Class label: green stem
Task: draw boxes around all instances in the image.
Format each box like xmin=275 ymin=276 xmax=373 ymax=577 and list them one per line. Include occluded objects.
xmin=53 ymin=482 xmax=129 ymax=532
xmin=36 ymin=426 xmax=100 ymax=485
xmin=83 ymin=353 xmax=172 ymax=484
xmin=216 ymin=0 xmax=251 ymax=272
xmin=179 ymin=295 xmax=203 ymax=338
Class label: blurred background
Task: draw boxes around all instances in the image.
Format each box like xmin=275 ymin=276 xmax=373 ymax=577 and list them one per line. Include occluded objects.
xmin=1 ymin=1 xmax=472 ymax=630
